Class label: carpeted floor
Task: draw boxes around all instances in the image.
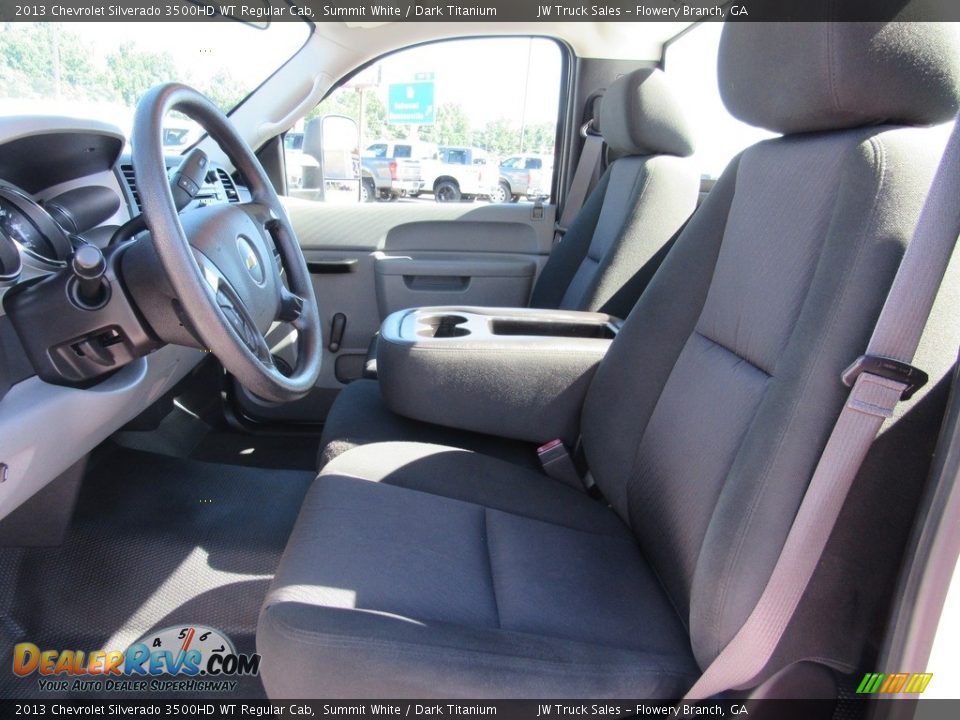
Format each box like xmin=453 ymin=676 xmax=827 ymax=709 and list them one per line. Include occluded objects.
xmin=189 ymin=429 xmax=320 ymax=471
xmin=112 ymin=402 xmax=322 ymax=472
xmin=0 ymin=445 xmax=314 ymax=699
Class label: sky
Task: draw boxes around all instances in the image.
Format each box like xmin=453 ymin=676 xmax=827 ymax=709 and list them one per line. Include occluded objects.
xmin=0 ymin=20 xmax=309 ymax=131
xmin=364 ymin=37 xmax=563 ymax=128
xmin=59 ymin=20 xmax=310 ymax=89
xmin=663 ymin=21 xmax=776 ymax=178
xmin=1 ymin=23 xmax=560 ymax=143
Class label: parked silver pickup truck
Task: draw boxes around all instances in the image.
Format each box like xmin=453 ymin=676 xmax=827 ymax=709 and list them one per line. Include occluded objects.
xmin=495 ymin=153 xmax=554 ymax=202
xmin=361 ymin=140 xmax=437 ymax=201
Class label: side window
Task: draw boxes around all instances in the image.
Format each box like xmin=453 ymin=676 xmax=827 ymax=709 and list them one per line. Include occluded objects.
xmin=665 ymin=22 xmax=778 ymax=181
xmin=285 ymin=37 xmax=563 ymax=204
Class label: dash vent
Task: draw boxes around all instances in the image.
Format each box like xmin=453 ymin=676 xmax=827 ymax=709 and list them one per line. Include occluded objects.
xmin=119 ymin=164 xmax=141 ymax=212
xmin=216 ymin=169 xmax=240 ymax=203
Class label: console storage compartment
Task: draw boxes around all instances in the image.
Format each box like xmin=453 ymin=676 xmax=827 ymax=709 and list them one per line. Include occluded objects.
xmin=377 ymin=306 xmax=620 ymax=444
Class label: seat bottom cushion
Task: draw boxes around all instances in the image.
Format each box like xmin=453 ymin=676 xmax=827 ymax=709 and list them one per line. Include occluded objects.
xmin=318 ymin=379 xmax=541 ymax=471
xmin=259 ymin=443 xmax=699 ymax=698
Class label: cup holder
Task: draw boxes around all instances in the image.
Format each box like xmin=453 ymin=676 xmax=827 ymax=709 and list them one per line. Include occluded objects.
xmin=418 ymin=314 xmax=470 ymax=338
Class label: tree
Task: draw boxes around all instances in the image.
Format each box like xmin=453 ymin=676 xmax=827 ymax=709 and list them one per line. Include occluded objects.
xmin=0 ymin=23 xmax=105 ymax=101
xmin=197 ymin=68 xmax=247 ymax=113
xmin=419 ymin=103 xmax=471 ymax=147
xmin=520 ymin=122 xmax=556 ymax=155
xmin=106 ymin=43 xmax=176 ymax=107
xmin=311 ymin=88 xmax=404 ymax=147
xmin=475 ymin=118 xmax=520 ymax=157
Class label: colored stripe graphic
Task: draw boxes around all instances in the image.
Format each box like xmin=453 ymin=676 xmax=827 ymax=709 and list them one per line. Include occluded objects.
xmin=856 ymin=672 xmax=933 ymax=694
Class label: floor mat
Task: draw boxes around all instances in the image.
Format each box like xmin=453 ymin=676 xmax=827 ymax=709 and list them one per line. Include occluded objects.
xmin=189 ymin=430 xmax=320 ymax=471
xmin=113 ymin=403 xmax=322 ymax=472
xmin=0 ymin=446 xmax=314 ymax=700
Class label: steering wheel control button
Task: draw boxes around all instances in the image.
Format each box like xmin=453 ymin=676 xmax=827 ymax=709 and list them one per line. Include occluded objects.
xmin=169 ymin=148 xmax=210 ymax=211
xmin=237 ymin=235 xmax=265 ymax=284
xmin=177 ymin=176 xmax=198 ymax=194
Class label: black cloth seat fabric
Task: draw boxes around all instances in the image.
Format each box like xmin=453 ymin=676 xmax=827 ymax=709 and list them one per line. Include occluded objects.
xmin=261 ymin=19 xmax=960 ymax=700
xmin=317 ymin=378 xmax=540 ymax=471
xmin=259 ymin=443 xmax=699 ymax=698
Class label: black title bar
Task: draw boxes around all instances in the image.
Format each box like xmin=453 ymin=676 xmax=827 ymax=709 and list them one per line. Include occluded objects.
xmin=4 ymin=699 xmax=960 ymax=718
xmin=2 ymin=0 xmax=960 ymax=22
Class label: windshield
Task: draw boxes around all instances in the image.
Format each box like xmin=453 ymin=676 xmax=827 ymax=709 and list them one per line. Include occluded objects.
xmin=0 ymin=21 xmax=311 ymax=143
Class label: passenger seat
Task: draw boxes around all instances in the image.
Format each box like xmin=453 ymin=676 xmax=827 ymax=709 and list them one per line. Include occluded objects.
xmin=529 ymin=67 xmax=698 ymax=317
xmin=261 ymin=20 xmax=960 ymax=699
xmin=327 ymin=68 xmax=698 ymax=467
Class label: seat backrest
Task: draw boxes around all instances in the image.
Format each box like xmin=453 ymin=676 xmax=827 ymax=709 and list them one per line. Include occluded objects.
xmin=529 ymin=69 xmax=699 ymax=317
xmin=581 ymin=21 xmax=960 ymax=671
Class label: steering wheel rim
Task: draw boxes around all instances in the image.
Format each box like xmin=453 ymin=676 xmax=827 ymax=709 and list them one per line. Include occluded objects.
xmin=131 ymin=83 xmax=322 ymax=403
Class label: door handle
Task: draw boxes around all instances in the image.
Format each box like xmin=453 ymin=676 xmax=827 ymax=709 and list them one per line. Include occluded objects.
xmin=307 ymin=259 xmax=358 ymax=274
xmin=328 ymin=313 xmax=346 ymax=352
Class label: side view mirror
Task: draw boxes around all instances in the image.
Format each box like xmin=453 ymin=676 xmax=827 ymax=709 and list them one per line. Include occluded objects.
xmin=296 ymin=114 xmax=360 ymax=202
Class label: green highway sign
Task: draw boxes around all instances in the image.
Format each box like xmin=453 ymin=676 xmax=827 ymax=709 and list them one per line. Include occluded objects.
xmin=387 ymin=81 xmax=435 ymax=125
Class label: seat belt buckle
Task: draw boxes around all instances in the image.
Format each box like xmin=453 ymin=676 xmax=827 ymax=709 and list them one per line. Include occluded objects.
xmin=537 ymin=439 xmax=586 ymax=492
xmin=842 ymin=355 xmax=929 ymax=401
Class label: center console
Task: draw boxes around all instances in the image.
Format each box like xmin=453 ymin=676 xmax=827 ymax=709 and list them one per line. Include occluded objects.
xmin=376 ymin=306 xmax=620 ymax=445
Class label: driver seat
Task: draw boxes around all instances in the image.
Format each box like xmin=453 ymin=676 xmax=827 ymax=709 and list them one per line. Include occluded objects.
xmin=258 ymin=22 xmax=960 ymax=698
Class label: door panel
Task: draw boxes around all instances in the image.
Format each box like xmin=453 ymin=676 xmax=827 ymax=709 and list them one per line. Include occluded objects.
xmin=232 ymin=198 xmax=556 ymax=425
xmin=234 ymin=34 xmax=567 ymax=427
xmin=374 ymin=254 xmax=537 ymax=318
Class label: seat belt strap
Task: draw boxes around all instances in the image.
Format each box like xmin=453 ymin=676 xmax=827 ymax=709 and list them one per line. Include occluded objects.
xmin=686 ymin=116 xmax=960 ymax=700
xmin=554 ymin=121 xmax=604 ymax=243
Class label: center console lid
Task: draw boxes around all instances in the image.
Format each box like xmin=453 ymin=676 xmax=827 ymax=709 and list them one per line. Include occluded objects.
xmin=377 ymin=306 xmax=621 ymax=445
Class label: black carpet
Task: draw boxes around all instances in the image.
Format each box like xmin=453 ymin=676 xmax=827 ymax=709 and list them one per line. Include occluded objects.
xmin=0 ymin=446 xmax=314 ymax=699
xmin=189 ymin=429 xmax=320 ymax=471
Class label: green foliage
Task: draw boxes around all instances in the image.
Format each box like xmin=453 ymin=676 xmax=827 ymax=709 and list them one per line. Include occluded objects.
xmin=472 ymin=117 xmax=516 ymax=157
xmin=310 ymin=87 xmax=554 ymax=159
xmin=0 ymin=23 xmax=107 ymax=101
xmin=312 ymin=88 xmax=406 ymax=144
xmin=419 ymin=103 xmax=471 ymax=147
xmin=0 ymin=23 xmax=249 ymax=113
xmin=105 ymin=42 xmax=176 ymax=107
xmin=0 ymin=24 xmax=558 ymax=161
xmin=197 ymin=69 xmax=249 ymax=113
xmin=520 ymin=122 xmax=558 ymax=155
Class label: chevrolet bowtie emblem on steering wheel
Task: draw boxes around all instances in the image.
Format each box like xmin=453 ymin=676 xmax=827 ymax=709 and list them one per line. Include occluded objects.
xmin=236 ymin=235 xmax=264 ymax=284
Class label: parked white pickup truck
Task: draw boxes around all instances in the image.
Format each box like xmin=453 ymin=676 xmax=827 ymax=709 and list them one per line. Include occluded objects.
xmin=361 ymin=140 xmax=437 ymax=201
xmin=418 ymin=146 xmax=500 ymax=202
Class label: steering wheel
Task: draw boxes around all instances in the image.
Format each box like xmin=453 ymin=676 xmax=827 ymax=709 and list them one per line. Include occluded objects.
xmin=131 ymin=83 xmax=322 ymax=403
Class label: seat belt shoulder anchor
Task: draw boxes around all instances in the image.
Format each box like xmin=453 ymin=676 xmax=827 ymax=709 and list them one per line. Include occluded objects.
xmin=842 ymin=354 xmax=929 ymax=401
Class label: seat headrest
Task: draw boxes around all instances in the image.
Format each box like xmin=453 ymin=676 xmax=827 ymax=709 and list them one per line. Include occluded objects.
xmin=719 ymin=21 xmax=960 ymax=135
xmin=598 ymin=68 xmax=695 ymax=158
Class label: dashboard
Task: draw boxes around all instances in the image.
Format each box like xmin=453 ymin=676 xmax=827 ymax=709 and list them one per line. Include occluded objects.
xmin=0 ymin=115 xmax=250 ymax=522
